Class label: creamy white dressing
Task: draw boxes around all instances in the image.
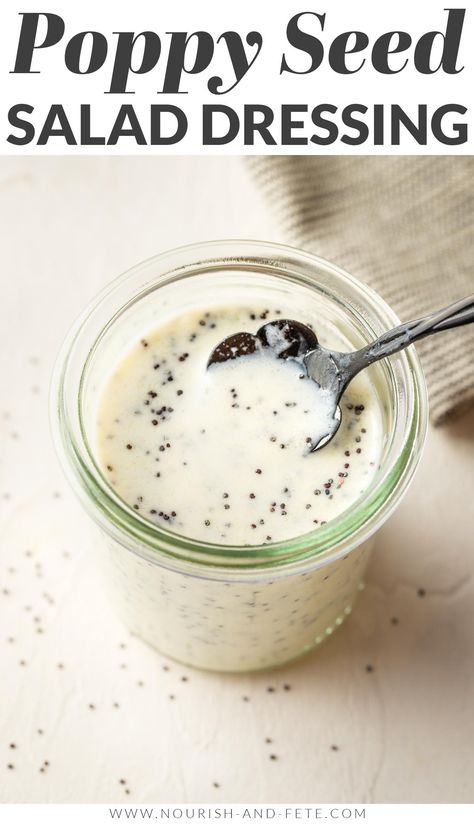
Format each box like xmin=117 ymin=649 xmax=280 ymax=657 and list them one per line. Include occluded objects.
xmin=97 ymin=305 xmax=383 ymax=546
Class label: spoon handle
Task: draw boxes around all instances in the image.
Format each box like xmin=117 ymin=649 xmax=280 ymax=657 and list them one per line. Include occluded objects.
xmin=332 ymin=294 xmax=474 ymax=392
xmin=420 ymin=301 xmax=474 ymax=334
xmin=350 ymin=294 xmax=474 ymax=371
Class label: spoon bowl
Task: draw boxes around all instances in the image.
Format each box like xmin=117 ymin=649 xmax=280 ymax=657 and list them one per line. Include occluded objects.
xmin=207 ymin=296 xmax=474 ymax=450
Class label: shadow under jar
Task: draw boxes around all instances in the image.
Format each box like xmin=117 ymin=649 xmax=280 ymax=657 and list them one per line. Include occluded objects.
xmin=52 ymin=240 xmax=428 ymax=672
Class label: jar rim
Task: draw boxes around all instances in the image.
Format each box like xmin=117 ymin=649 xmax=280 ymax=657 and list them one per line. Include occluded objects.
xmin=51 ymin=239 xmax=428 ymax=573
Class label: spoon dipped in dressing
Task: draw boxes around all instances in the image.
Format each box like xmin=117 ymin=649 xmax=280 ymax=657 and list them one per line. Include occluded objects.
xmin=208 ymin=295 xmax=474 ymax=451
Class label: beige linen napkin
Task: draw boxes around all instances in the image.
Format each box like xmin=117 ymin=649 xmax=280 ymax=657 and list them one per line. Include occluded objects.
xmin=248 ymin=156 xmax=474 ymax=424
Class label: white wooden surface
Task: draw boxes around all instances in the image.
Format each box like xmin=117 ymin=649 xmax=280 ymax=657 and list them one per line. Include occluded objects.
xmin=0 ymin=157 xmax=473 ymax=803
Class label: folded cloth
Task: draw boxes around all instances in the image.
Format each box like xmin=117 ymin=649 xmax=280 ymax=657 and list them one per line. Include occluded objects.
xmin=248 ymin=156 xmax=474 ymax=424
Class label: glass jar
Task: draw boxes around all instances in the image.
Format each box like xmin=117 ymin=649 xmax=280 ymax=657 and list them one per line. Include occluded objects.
xmin=51 ymin=240 xmax=428 ymax=672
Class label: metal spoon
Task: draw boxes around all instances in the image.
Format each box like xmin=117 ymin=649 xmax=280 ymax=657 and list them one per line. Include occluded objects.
xmin=207 ymin=295 xmax=474 ymax=451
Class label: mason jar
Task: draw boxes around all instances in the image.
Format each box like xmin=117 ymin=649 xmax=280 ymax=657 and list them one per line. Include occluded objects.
xmin=51 ymin=240 xmax=428 ymax=672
